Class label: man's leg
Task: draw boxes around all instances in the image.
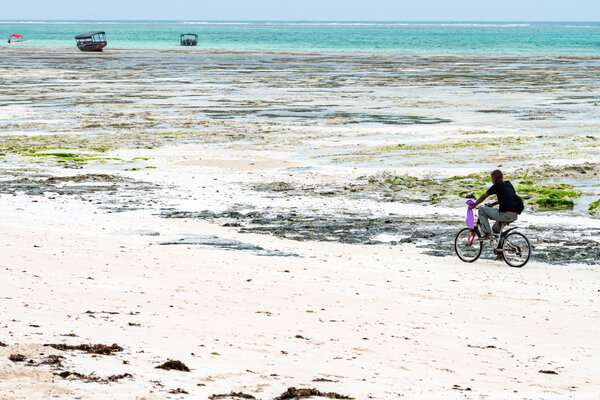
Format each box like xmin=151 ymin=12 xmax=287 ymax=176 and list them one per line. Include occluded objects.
xmin=492 ymin=221 xmax=501 ymax=234
xmin=478 ymin=206 xmax=501 ymax=235
xmin=492 ymin=212 xmax=518 ymax=233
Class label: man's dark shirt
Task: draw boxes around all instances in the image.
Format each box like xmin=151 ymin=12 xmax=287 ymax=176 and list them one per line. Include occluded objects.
xmin=486 ymin=181 xmax=521 ymax=213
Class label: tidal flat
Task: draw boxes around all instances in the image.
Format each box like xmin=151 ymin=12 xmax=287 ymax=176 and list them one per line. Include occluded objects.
xmin=1 ymin=49 xmax=600 ymax=399
xmin=1 ymin=49 xmax=599 ymax=265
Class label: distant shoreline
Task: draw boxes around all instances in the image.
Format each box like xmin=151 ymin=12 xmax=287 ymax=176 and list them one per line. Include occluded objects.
xmin=1 ymin=20 xmax=600 ymax=23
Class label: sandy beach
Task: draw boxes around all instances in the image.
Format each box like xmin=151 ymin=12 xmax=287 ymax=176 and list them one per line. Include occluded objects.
xmin=0 ymin=176 xmax=598 ymax=399
xmin=0 ymin=48 xmax=599 ymax=399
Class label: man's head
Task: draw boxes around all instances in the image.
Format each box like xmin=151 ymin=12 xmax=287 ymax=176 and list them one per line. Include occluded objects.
xmin=491 ymin=169 xmax=503 ymax=184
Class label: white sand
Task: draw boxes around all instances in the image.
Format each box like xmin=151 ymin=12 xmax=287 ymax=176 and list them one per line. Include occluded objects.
xmin=0 ymin=192 xmax=598 ymax=400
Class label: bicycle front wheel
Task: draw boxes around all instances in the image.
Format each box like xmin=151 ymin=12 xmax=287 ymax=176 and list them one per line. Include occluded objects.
xmin=455 ymin=228 xmax=482 ymax=263
xmin=502 ymin=232 xmax=531 ymax=267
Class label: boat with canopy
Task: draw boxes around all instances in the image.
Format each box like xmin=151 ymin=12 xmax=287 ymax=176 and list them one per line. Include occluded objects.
xmin=75 ymin=31 xmax=107 ymax=52
xmin=180 ymin=34 xmax=198 ymax=46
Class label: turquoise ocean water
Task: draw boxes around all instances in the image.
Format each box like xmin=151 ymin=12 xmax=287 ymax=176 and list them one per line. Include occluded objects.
xmin=1 ymin=21 xmax=600 ymax=54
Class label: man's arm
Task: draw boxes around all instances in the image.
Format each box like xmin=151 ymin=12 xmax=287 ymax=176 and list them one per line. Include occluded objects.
xmin=469 ymin=192 xmax=490 ymax=209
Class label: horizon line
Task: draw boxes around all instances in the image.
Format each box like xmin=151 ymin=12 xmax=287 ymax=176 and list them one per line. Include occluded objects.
xmin=1 ymin=19 xmax=600 ymax=23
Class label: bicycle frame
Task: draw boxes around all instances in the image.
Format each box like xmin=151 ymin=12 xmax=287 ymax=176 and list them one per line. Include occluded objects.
xmin=470 ymin=217 xmax=512 ymax=253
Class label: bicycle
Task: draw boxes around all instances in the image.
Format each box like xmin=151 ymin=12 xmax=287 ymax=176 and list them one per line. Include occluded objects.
xmin=455 ymin=208 xmax=532 ymax=267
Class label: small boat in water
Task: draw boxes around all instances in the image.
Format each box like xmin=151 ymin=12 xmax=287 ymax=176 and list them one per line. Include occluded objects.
xmin=75 ymin=31 xmax=107 ymax=52
xmin=8 ymin=34 xmax=26 ymax=43
xmin=180 ymin=34 xmax=198 ymax=46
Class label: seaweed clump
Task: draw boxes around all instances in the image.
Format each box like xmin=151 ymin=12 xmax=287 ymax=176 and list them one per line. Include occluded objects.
xmin=9 ymin=354 xmax=26 ymax=363
xmin=589 ymin=199 xmax=600 ymax=211
xmin=539 ymin=370 xmax=559 ymax=375
xmin=274 ymin=387 xmax=353 ymax=400
xmin=366 ymin=164 xmax=593 ymax=209
xmin=379 ymin=172 xmax=488 ymax=203
xmin=58 ymin=371 xmax=133 ymax=382
xmin=209 ymin=392 xmax=256 ymax=399
xmin=9 ymin=354 xmax=65 ymax=367
xmin=169 ymin=388 xmax=189 ymax=394
xmin=39 ymin=355 xmax=65 ymax=367
xmin=155 ymin=360 xmax=190 ymax=372
xmin=516 ymin=182 xmax=581 ymax=209
xmin=45 ymin=343 xmax=124 ymax=355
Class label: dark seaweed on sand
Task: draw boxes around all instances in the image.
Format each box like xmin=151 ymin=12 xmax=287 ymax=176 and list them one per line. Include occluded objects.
xmin=209 ymin=392 xmax=256 ymax=399
xmin=8 ymin=354 xmax=26 ymax=363
xmin=58 ymin=371 xmax=133 ymax=383
xmin=539 ymin=370 xmax=559 ymax=375
xmin=209 ymin=387 xmax=354 ymax=400
xmin=274 ymin=387 xmax=353 ymax=400
xmin=45 ymin=343 xmax=124 ymax=355
xmin=9 ymin=354 xmax=65 ymax=367
xmin=39 ymin=354 xmax=65 ymax=367
xmin=169 ymin=388 xmax=189 ymax=394
xmin=451 ymin=385 xmax=472 ymax=391
xmin=155 ymin=360 xmax=190 ymax=372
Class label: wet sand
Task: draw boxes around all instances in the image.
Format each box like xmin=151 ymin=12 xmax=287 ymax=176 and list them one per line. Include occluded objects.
xmin=0 ymin=49 xmax=599 ymax=399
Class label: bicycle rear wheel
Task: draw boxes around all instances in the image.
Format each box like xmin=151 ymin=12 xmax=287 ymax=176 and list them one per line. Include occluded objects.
xmin=455 ymin=228 xmax=483 ymax=263
xmin=502 ymin=232 xmax=531 ymax=267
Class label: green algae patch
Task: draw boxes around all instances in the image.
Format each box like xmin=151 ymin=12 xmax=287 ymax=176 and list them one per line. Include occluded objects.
xmin=81 ymin=121 xmax=101 ymax=128
xmin=512 ymin=163 xmax=599 ymax=181
xmin=373 ymin=139 xmax=502 ymax=153
xmin=532 ymin=198 xmax=574 ymax=209
xmin=589 ymin=199 xmax=600 ymax=211
xmin=384 ymin=174 xmax=432 ymax=188
xmin=26 ymin=152 xmax=88 ymax=163
xmin=23 ymin=151 xmax=124 ymax=165
xmin=333 ymin=137 xmax=536 ymax=164
xmin=365 ymin=171 xmax=585 ymax=210
xmin=372 ymin=172 xmax=490 ymax=204
xmin=0 ymin=128 xmax=227 ymax=167
xmin=330 ymin=138 xmax=596 ymax=166
xmin=0 ymin=134 xmax=162 ymax=166
xmin=516 ymin=183 xmax=581 ymax=210
xmin=458 ymin=129 xmax=491 ymax=135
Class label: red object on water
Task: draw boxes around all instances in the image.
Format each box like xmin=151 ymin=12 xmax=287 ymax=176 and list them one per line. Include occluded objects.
xmin=10 ymin=34 xmax=23 ymax=38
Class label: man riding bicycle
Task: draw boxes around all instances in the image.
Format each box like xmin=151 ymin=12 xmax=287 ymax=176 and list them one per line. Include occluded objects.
xmin=468 ymin=170 xmax=524 ymax=240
